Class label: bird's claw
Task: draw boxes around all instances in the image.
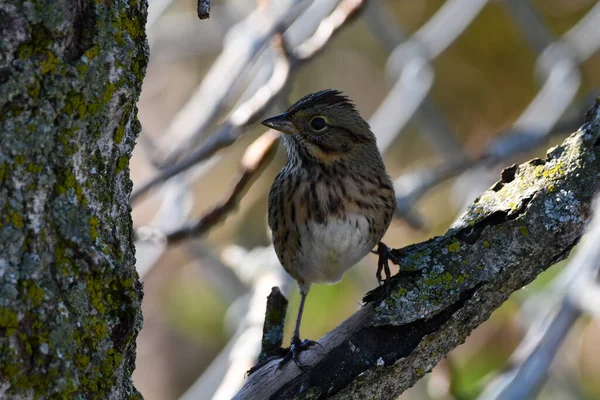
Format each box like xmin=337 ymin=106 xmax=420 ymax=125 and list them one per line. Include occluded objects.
xmin=374 ymin=242 xmax=396 ymax=285
xmin=278 ymin=337 xmax=318 ymax=370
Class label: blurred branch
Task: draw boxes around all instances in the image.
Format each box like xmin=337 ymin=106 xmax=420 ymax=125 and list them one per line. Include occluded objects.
xmin=198 ymin=0 xmax=210 ymax=19
xmin=234 ymin=103 xmax=600 ymax=400
xmin=155 ymin=0 xmax=307 ymax=164
xmin=394 ymin=108 xmax=587 ymax=221
xmin=480 ymin=192 xmax=600 ymax=400
xmin=362 ymin=0 xmax=405 ymax=52
xmin=179 ymin=246 xmax=289 ymax=400
xmin=481 ymin=301 xmax=580 ymax=400
xmin=165 ymin=130 xmax=280 ymax=244
xmin=292 ymin=0 xmax=365 ymax=60
xmin=572 ymin=279 xmax=600 ymax=317
xmin=503 ymin=0 xmax=555 ymax=54
xmin=373 ymin=0 xmax=489 ymax=154
xmin=453 ymin=0 xmax=600 ymax=210
xmin=132 ymin=0 xmax=367 ymax=204
xmin=132 ymin=37 xmax=290 ymax=203
xmin=361 ymin=0 xmax=488 ymax=228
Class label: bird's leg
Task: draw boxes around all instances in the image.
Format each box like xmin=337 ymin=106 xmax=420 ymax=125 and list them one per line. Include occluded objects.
xmin=372 ymin=242 xmax=392 ymax=285
xmin=372 ymin=241 xmax=405 ymax=285
xmin=371 ymin=242 xmax=421 ymax=287
xmin=278 ymin=284 xmax=318 ymax=370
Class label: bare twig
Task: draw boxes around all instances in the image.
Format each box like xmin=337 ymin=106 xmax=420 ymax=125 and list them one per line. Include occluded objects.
xmin=164 ymin=130 xmax=280 ymax=244
xmin=197 ymin=0 xmax=210 ymax=19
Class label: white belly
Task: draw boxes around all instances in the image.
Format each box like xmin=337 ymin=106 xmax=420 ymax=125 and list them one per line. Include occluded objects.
xmin=293 ymin=213 xmax=374 ymax=284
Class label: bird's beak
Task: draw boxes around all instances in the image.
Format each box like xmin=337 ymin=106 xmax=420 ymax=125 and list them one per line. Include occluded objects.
xmin=261 ymin=113 xmax=297 ymax=135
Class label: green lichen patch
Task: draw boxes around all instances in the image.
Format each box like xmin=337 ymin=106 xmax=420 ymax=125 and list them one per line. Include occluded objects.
xmin=115 ymin=156 xmax=129 ymax=174
xmin=0 ymin=163 xmax=7 ymax=182
xmin=16 ymin=24 xmax=52 ymax=60
xmin=0 ymin=308 xmax=18 ymax=336
xmin=447 ymin=240 xmax=461 ymax=253
xmin=40 ymin=50 xmax=59 ymax=75
xmin=22 ymin=281 xmax=46 ymax=307
xmin=102 ymin=83 xmax=117 ymax=105
xmin=88 ymin=215 xmax=99 ymax=241
xmin=113 ymin=124 xmax=126 ymax=144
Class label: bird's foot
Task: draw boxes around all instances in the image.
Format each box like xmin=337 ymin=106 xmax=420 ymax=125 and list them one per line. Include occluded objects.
xmin=372 ymin=242 xmax=419 ymax=285
xmin=278 ymin=337 xmax=319 ymax=371
xmin=364 ymin=243 xmax=422 ymax=303
xmin=372 ymin=242 xmax=398 ymax=286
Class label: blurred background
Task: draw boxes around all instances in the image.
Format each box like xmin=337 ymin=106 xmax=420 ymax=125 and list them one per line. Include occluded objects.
xmin=130 ymin=0 xmax=600 ymax=399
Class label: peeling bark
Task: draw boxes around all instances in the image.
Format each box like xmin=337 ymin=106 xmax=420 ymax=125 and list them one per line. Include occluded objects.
xmin=235 ymin=101 xmax=600 ymax=400
xmin=0 ymin=0 xmax=147 ymax=398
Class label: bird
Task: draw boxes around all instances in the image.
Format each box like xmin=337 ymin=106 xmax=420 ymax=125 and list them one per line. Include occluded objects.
xmin=261 ymin=89 xmax=397 ymax=368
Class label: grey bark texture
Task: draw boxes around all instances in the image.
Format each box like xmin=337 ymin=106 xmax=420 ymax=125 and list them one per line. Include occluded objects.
xmin=0 ymin=0 xmax=147 ymax=398
xmin=235 ymin=101 xmax=600 ymax=400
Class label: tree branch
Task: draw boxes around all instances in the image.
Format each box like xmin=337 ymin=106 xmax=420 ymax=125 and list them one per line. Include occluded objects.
xmin=164 ymin=130 xmax=280 ymax=244
xmin=234 ymin=101 xmax=600 ymax=399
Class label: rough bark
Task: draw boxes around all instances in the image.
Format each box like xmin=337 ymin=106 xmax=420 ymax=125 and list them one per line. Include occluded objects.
xmin=0 ymin=1 xmax=147 ymax=398
xmin=235 ymin=101 xmax=600 ymax=400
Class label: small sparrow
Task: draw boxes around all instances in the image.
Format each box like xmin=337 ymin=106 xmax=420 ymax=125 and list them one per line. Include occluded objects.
xmin=262 ymin=89 xmax=397 ymax=368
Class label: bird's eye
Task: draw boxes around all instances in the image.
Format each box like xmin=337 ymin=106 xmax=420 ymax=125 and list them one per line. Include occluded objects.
xmin=309 ymin=117 xmax=327 ymax=132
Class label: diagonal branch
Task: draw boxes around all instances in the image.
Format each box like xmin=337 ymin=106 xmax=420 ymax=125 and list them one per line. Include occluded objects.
xmin=165 ymin=130 xmax=280 ymax=244
xmin=131 ymin=0 xmax=367 ymax=204
xmin=234 ymin=102 xmax=600 ymax=400
xmin=131 ymin=36 xmax=290 ymax=204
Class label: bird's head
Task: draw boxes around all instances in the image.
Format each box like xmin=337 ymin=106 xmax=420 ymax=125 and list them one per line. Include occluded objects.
xmin=261 ymin=90 xmax=377 ymax=166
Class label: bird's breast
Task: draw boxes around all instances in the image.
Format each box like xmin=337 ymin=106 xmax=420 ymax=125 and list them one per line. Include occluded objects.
xmin=292 ymin=213 xmax=375 ymax=284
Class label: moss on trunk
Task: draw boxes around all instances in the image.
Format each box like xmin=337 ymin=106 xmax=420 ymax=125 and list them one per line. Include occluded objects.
xmin=0 ymin=0 xmax=147 ymax=398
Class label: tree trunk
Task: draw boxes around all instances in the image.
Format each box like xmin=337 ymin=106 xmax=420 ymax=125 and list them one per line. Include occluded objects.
xmin=0 ymin=1 xmax=147 ymax=398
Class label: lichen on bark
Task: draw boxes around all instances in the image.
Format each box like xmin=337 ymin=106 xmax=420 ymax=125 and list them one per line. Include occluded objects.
xmin=0 ymin=0 xmax=147 ymax=398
